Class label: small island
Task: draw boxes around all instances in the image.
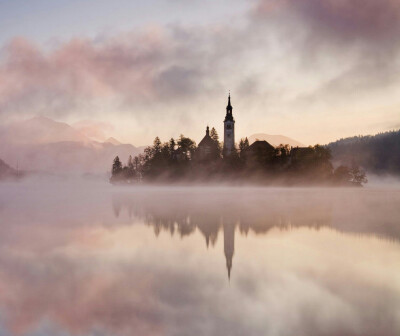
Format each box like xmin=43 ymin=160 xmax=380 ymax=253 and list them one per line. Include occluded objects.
xmin=110 ymin=94 xmax=367 ymax=186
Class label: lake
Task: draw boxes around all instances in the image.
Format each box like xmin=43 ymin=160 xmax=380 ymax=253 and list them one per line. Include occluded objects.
xmin=0 ymin=181 xmax=399 ymax=335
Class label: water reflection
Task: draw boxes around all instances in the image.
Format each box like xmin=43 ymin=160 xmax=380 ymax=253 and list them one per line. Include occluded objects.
xmin=112 ymin=190 xmax=333 ymax=279
xmin=0 ymin=184 xmax=399 ymax=336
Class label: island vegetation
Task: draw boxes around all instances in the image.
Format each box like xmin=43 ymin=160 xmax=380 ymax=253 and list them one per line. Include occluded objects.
xmin=110 ymin=129 xmax=367 ymax=186
xmin=329 ymin=129 xmax=400 ymax=175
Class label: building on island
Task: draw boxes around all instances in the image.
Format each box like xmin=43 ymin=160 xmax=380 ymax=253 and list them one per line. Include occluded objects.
xmin=196 ymin=126 xmax=219 ymax=161
xmin=223 ymin=93 xmax=235 ymax=156
xmin=197 ymin=93 xmax=309 ymax=162
xmin=197 ymin=93 xmax=236 ymax=159
xmin=242 ymin=140 xmax=275 ymax=166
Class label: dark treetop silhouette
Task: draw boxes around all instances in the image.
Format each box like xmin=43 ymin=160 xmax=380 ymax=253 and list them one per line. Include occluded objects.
xmin=111 ymin=94 xmax=367 ymax=186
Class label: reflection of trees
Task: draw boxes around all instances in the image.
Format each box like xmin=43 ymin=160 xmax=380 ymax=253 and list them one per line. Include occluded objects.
xmin=112 ymin=192 xmax=332 ymax=239
xmin=112 ymin=191 xmax=332 ymax=279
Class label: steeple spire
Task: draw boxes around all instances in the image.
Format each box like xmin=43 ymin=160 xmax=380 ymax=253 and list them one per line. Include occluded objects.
xmin=227 ymin=91 xmax=232 ymax=112
xmin=225 ymin=92 xmax=234 ymax=121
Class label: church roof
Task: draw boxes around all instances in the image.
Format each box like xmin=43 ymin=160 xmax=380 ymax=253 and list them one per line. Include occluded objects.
xmin=198 ymin=126 xmax=216 ymax=147
xmin=198 ymin=135 xmax=215 ymax=147
xmin=247 ymin=140 xmax=275 ymax=152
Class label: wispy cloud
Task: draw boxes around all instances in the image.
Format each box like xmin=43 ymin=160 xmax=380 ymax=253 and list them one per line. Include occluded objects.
xmin=0 ymin=0 xmax=399 ymax=144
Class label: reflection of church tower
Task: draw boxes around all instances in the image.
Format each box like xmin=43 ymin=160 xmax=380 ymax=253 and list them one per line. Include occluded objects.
xmin=223 ymin=93 xmax=235 ymax=156
xmin=223 ymin=221 xmax=235 ymax=280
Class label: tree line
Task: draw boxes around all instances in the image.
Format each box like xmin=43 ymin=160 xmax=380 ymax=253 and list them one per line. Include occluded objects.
xmin=111 ymin=128 xmax=367 ymax=186
xmin=329 ymin=129 xmax=400 ymax=175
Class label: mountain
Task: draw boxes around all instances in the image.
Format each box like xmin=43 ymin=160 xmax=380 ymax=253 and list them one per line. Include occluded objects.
xmin=0 ymin=116 xmax=91 ymax=145
xmin=0 ymin=158 xmax=19 ymax=180
xmin=328 ymin=130 xmax=400 ymax=175
xmin=0 ymin=117 xmax=143 ymax=175
xmin=105 ymin=137 xmax=122 ymax=145
xmin=248 ymin=134 xmax=305 ymax=147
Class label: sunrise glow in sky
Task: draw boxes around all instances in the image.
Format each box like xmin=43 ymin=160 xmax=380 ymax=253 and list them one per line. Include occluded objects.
xmin=1 ymin=0 xmax=400 ymax=145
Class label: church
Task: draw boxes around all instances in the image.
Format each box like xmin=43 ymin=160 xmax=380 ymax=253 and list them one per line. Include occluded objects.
xmin=197 ymin=93 xmax=236 ymax=159
xmin=197 ymin=93 xmax=275 ymax=160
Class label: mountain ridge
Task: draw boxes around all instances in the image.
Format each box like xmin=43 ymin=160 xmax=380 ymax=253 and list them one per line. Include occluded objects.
xmin=0 ymin=117 xmax=142 ymax=174
xmin=248 ymin=133 xmax=305 ymax=147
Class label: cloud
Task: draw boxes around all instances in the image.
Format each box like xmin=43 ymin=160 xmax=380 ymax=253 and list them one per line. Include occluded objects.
xmin=0 ymin=1 xmax=399 ymax=144
xmin=251 ymin=0 xmax=400 ymax=105
xmin=254 ymin=0 xmax=400 ymax=46
xmin=72 ymin=120 xmax=115 ymax=141
xmin=0 ymin=29 xmax=169 ymax=117
xmin=0 ymin=22 xmax=252 ymax=124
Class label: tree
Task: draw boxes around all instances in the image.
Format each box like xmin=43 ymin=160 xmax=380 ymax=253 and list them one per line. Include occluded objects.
xmin=153 ymin=137 xmax=162 ymax=153
xmin=273 ymin=144 xmax=290 ymax=169
xmin=112 ymin=156 xmax=123 ymax=176
xmin=177 ymin=135 xmax=196 ymax=160
xmin=333 ymin=165 xmax=351 ymax=185
xmin=168 ymin=138 xmax=176 ymax=156
xmin=210 ymin=128 xmax=219 ymax=143
xmin=349 ymin=162 xmax=368 ymax=186
xmin=209 ymin=127 xmax=222 ymax=159
xmin=239 ymin=137 xmax=250 ymax=156
xmin=124 ymin=155 xmax=135 ymax=180
xmin=127 ymin=155 xmax=134 ymax=169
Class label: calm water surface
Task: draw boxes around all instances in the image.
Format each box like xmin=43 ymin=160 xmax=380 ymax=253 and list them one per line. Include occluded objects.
xmin=0 ymin=182 xmax=399 ymax=336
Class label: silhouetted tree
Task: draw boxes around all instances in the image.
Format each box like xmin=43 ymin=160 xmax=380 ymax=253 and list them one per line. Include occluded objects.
xmin=328 ymin=129 xmax=400 ymax=175
xmin=153 ymin=137 xmax=162 ymax=154
xmin=210 ymin=127 xmax=219 ymax=142
xmin=177 ymin=135 xmax=196 ymax=160
xmin=168 ymin=138 xmax=176 ymax=156
xmin=112 ymin=156 xmax=122 ymax=176
xmin=110 ymin=136 xmax=367 ymax=186
xmin=333 ymin=165 xmax=351 ymax=185
xmin=210 ymin=127 xmax=222 ymax=158
xmin=238 ymin=138 xmax=250 ymax=156
xmin=349 ymin=162 xmax=368 ymax=186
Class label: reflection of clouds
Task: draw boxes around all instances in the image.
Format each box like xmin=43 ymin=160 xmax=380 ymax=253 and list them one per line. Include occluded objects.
xmin=0 ymin=184 xmax=399 ymax=335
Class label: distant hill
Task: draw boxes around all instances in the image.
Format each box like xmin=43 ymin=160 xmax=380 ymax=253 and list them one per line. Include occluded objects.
xmin=0 ymin=117 xmax=143 ymax=174
xmin=328 ymin=130 xmax=400 ymax=175
xmin=105 ymin=137 xmax=122 ymax=145
xmin=0 ymin=158 xmax=19 ymax=180
xmin=0 ymin=116 xmax=91 ymax=145
xmin=248 ymin=134 xmax=305 ymax=147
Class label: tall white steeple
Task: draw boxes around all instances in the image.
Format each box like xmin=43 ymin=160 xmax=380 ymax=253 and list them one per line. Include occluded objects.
xmin=223 ymin=93 xmax=235 ymax=156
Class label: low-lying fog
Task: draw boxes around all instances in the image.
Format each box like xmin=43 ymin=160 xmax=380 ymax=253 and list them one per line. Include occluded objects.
xmin=0 ymin=179 xmax=399 ymax=336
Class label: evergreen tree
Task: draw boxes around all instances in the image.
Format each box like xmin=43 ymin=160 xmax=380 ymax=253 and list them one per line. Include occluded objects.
xmin=210 ymin=128 xmax=219 ymax=143
xmin=112 ymin=156 xmax=123 ymax=176
xmin=168 ymin=138 xmax=176 ymax=155
xmin=153 ymin=137 xmax=162 ymax=153
xmin=210 ymin=128 xmax=222 ymax=158
xmin=127 ymin=155 xmax=134 ymax=169
xmin=239 ymin=137 xmax=250 ymax=155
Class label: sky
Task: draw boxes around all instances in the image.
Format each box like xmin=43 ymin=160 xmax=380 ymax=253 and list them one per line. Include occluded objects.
xmin=0 ymin=0 xmax=399 ymax=146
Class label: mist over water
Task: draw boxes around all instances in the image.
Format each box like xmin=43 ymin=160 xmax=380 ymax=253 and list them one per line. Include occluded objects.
xmin=0 ymin=180 xmax=399 ymax=336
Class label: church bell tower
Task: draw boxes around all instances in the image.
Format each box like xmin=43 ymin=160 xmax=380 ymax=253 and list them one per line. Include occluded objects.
xmin=223 ymin=93 xmax=235 ymax=156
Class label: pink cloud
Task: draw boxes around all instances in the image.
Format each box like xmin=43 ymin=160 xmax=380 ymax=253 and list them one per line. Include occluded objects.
xmin=72 ymin=120 xmax=115 ymax=142
xmin=254 ymin=0 xmax=400 ymax=44
xmin=0 ymin=28 xmax=171 ymax=117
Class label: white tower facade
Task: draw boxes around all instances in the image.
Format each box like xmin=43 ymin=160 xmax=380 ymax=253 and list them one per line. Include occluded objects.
xmin=223 ymin=94 xmax=235 ymax=156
